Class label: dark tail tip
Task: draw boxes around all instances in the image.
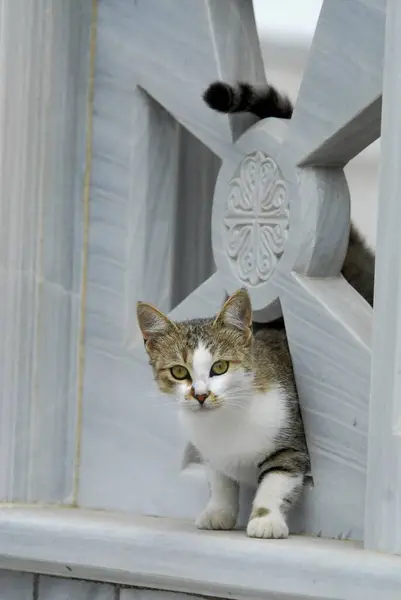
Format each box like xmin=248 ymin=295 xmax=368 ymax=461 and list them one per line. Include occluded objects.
xmin=203 ymin=81 xmax=233 ymax=113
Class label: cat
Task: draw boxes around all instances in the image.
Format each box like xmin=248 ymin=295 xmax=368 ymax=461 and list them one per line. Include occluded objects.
xmin=203 ymin=80 xmax=375 ymax=307
xmin=137 ymin=288 xmax=310 ymax=539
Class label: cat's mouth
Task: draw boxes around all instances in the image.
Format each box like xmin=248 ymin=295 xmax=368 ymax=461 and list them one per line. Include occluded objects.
xmin=183 ymin=393 xmax=223 ymax=411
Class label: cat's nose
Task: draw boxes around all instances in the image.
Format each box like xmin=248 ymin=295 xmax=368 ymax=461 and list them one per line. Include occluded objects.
xmin=191 ymin=388 xmax=209 ymax=405
xmin=195 ymin=393 xmax=208 ymax=405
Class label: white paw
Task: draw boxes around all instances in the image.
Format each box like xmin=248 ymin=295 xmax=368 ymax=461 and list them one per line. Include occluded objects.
xmin=195 ymin=505 xmax=237 ymax=530
xmin=246 ymin=510 xmax=289 ymax=539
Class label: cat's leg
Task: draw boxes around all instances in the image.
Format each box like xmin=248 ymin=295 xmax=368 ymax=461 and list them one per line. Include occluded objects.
xmin=247 ymin=449 xmax=307 ymax=539
xmin=196 ymin=465 xmax=239 ymax=530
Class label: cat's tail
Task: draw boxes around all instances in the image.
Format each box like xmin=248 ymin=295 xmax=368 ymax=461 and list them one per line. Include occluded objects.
xmin=203 ymin=81 xmax=293 ymax=120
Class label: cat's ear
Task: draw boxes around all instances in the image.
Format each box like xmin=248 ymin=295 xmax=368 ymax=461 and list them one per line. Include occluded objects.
xmin=214 ymin=288 xmax=252 ymax=333
xmin=136 ymin=302 xmax=176 ymax=344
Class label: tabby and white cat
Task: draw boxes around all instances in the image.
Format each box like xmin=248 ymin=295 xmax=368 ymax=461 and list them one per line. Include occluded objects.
xmin=203 ymin=80 xmax=375 ymax=307
xmin=137 ymin=289 xmax=310 ymax=538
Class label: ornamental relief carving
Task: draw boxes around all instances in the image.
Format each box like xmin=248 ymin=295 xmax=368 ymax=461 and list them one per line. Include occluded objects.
xmin=224 ymin=150 xmax=289 ymax=285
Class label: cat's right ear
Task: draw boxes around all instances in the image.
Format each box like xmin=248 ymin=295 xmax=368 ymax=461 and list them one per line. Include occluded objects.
xmin=136 ymin=302 xmax=176 ymax=347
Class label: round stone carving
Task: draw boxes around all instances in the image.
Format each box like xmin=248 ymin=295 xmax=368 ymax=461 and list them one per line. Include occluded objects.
xmin=223 ymin=150 xmax=289 ymax=286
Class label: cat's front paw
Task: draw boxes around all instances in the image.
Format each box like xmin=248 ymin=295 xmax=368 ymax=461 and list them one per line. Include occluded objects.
xmin=247 ymin=509 xmax=289 ymax=539
xmin=195 ymin=505 xmax=237 ymax=531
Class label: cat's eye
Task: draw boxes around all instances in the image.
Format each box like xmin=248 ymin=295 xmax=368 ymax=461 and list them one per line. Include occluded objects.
xmin=170 ymin=365 xmax=190 ymax=380
xmin=210 ymin=360 xmax=229 ymax=376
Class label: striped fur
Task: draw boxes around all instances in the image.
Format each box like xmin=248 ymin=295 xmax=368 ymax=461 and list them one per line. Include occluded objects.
xmin=203 ymin=81 xmax=292 ymax=119
xmin=257 ymin=447 xmax=310 ymax=484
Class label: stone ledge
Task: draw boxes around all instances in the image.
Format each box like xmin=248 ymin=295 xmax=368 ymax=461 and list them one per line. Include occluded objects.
xmin=0 ymin=506 xmax=399 ymax=600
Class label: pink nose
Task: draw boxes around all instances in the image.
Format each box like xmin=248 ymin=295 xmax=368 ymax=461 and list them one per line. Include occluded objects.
xmin=191 ymin=389 xmax=209 ymax=404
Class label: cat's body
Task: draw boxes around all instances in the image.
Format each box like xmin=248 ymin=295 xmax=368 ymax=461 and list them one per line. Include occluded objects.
xmin=204 ymin=80 xmax=375 ymax=307
xmin=181 ymin=329 xmax=304 ymax=487
xmin=137 ymin=291 xmax=309 ymax=539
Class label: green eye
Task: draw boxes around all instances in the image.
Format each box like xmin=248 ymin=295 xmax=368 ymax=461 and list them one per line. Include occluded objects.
xmin=210 ymin=360 xmax=229 ymax=376
xmin=170 ymin=365 xmax=190 ymax=380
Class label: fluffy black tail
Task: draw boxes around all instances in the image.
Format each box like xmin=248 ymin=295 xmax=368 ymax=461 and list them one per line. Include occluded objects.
xmin=203 ymin=81 xmax=293 ymax=120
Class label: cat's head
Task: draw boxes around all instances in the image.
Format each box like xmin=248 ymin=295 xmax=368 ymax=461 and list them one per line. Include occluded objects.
xmin=136 ymin=288 xmax=254 ymax=411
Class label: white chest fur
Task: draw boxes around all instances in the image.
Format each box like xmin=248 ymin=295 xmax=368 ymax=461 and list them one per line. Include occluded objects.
xmin=179 ymin=386 xmax=287 ymax=485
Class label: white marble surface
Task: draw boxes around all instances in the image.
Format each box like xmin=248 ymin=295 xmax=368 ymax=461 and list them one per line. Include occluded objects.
xmin=0 ymin=570 xmax=118 ymax=600
xmin=0 ymin=0 xmax=93 ymax=503
xmin=37 ymin=577 xmax=115 ymax=600
xmin=0 ymin=570 xmax=34 ymax=600
xmin=365 ymin=0 xmax=401 ymax=554
xmin=283 ymin=0 xmax=385 ymax=166
xmin=0 ymin=507 xmax=400 ymax=600
xmin=0 ymin=0 xmax=382 ymax=552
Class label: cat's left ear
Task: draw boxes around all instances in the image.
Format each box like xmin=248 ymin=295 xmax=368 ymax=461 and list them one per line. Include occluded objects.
xmin=136 ymin=301 xmax=176 ymax=344
xmin=214 ymin=288 xmax=252 ymax=334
